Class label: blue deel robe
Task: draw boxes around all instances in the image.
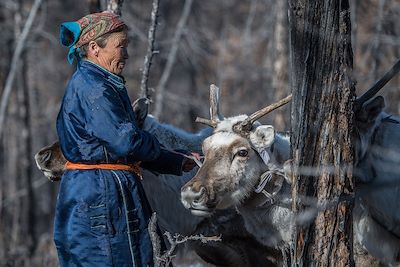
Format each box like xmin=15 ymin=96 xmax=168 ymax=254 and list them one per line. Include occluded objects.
xmin=55 ymin=60 xmax=185 ymax=267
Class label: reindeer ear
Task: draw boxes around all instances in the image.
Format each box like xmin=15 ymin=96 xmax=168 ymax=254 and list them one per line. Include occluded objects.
xmin=357 ymin=96 xmax=385 ymax=123
xmin=249 ymin=125 xmax=275 ymax=149
xmin=132 ymin=98 xmax=149 ymax=128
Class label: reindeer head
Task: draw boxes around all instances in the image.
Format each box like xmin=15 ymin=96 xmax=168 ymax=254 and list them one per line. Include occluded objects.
xmin=181 ymin=85 xmax=291 ymax=216
xmin=354 ymin=96 xmax=386 ymax=165
xmin=353 ymin=58 xmax=400 ymax=164
xmin=34 ymin=141 xmax=66 ymax=181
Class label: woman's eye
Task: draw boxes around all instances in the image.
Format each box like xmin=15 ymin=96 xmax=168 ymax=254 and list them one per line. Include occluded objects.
xmin=237 ymin=150 xmax=248 ymax=157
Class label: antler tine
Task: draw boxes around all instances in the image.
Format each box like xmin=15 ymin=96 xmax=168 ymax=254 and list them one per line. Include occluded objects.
xmin=209 ymin=84 xmax=222 ymax=121
xmin=195 ymin=117 xmax=218 ymax=127
xmin=355 ymin=58 xmax=400 ymax=110
xmin=238 ymin=94 xmax=292 ymax=132
xmin=195 ymin=84 xmax=222 ymax=128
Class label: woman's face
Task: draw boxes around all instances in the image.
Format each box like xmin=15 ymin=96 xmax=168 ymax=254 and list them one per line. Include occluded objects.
xmin=96 ymin=31 xmax=129 ymax=75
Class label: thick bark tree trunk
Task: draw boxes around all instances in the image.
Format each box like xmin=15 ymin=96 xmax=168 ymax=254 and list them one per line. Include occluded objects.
xmin=288 ymin=0 xmax=355 ymax=266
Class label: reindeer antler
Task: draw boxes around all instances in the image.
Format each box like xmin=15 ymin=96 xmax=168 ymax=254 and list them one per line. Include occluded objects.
xmin=233 ymin=94 xmax=292 ymax=134
xmin=196 ymin=84 xmax=222 ymax=128
xmin=355 ymin=58 xmax=400 ymax=111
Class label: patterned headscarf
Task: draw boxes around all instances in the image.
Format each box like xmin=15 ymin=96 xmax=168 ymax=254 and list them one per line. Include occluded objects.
xmin=60 ymin=12 xmax=126 ymax=64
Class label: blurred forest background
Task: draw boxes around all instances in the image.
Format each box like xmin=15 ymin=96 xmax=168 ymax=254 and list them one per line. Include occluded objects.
xmin=0 ymin=0 xmax=399 ymax=266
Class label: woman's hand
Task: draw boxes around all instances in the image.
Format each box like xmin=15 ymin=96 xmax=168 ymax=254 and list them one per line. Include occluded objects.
xmin=182 ymin=152 xmax=202 ymax=172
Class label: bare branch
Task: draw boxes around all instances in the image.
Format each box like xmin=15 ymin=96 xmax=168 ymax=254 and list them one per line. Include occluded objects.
xmin=0 ymin=0 xmax=43 ymax=140
xmin=1 ymin=178 xmax=48 ymax=208
xmin=140 ymin=0 xmax=160 ymax=99
xmin=107 ymin=0 xmax=123 ymax=15
xmin=153 ymin=0 xmax=193 ymax=119
xmin=159 ymin=231 xmax=221 ymax=266
xmin=242 ymin=0 xmax=258 ymax=56
xmin=148 ymin=212 xmax=221 ymax=267
xmin=148 ymin=212 xmax=162 ymax=267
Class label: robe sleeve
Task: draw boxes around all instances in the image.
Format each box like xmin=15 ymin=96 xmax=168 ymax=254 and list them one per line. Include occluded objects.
xmin=83 ymin=84 xmax=161 ymax=162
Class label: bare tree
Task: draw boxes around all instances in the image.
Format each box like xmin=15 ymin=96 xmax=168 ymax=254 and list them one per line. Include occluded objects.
xmin=0 ymin=0 xmax=42 ymax=140
xmin=140 ymin=0 xmax=161 ymax=99
xmin=153 ymin=0 xmax=193 ymax=119
xmin=272 ymin=0 xmax=289 ymax=131
xmin=288 ymin=0 xmax=355 ymax=266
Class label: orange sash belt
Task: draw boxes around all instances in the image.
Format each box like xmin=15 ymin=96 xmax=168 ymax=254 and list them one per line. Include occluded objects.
xmin=65 ymin=161 xmax=142 ymax=179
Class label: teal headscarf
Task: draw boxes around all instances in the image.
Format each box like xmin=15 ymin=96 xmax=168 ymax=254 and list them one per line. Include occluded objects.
xmin=60 ymin=12 xmax=125 ymax=64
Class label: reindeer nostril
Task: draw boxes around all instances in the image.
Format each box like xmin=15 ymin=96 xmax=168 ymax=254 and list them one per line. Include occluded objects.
xmin=193 ymin=187 xmax=206 ymax=204
xmin=181 ymin=185 xmax=208 ymax=206
xmin=182 ymin=185 xmax=191 ymax=192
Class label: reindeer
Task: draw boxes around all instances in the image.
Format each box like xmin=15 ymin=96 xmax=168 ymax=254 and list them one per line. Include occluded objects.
xmin=181 ymin=74 xmax=400 ymax=265
xmin=34 ymin=98 xmax=280 ymax=267
xmin=181 ymin=85 xmax=294 ymax=250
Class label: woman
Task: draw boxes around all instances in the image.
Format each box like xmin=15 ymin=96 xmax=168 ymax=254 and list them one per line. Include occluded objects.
xmin=56 ymin=12 xmax=195 ymax=266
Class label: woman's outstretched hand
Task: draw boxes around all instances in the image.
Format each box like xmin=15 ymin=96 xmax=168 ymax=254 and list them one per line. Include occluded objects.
xmin=182 ymin=152 xmax=202 ymax=172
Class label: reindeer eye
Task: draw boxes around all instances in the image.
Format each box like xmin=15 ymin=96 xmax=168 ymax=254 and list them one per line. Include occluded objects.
xmin=236 ymin=149 xmax=248 ymax=157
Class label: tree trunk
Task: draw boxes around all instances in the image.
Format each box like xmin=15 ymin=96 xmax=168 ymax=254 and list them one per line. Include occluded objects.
xmin=272 ymin=0 xmax=289 ymax=131
xmin=288 ymin=0 xmax=355 ymax=266
xmin=17 ymin=51 xmax=36 ymax=255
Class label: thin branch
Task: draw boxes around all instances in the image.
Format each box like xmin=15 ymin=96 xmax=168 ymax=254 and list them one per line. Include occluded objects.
xmin=370 ymin=0 xmax=386 ymax=80
xmin=153 ymin=0 xmax=193 ymax=119
xmin=148 ymin=212 xmax=221 ymax=267
xmin=0 ymin=0 xmax=43 ymax=140
xmin=1 ymin=177 xmax=48 ymax=208
xmin=107 ymin=0 xmax=124 ymax=15
xmin=148 ymin=212 xmax=163 ymax=267
xmin=242 ymin=0 xmax=258 ymax=56
xmin=159 ymin=232 xmax=221 ymax=266
xmin=140 ymin=0 xmax=161 ymax=99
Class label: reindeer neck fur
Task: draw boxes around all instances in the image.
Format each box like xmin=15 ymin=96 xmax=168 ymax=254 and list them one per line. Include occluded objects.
xmin=237 ymin=133 xmax=293 ymax=248
xmin=237 ymin=191 xmax=293 ymax=248
xmin=143 ymin=115 xmax=212 ymax=153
